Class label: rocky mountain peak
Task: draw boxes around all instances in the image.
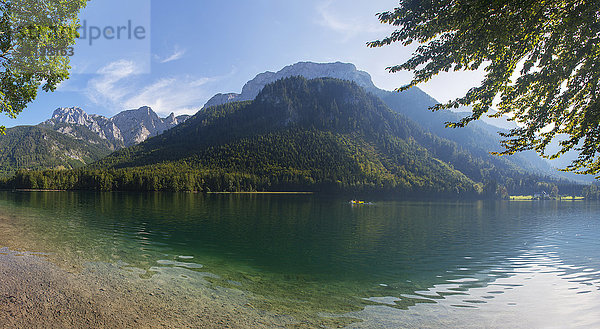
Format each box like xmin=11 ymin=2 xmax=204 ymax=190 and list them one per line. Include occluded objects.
xmin=43 ymin=106 xmax=190 ymax=148
xmin=203 ymin=61 xmax=379 ymax=109
xmin=51 ymin=107 xmax=96 ymax=126
xmin=113 ymin=106 xmax=160 ymax=122
xmin=203 ymin=93 xmax=239 ymax=108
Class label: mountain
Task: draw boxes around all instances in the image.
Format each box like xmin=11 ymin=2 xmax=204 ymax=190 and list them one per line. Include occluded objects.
xmin=0 ymin=106 xmax=190 ymax=176
xmin=204 ymin=62 xmax=379 ymax=108
xmin=31 ymin=76 xmax=567 ymax=195
xmin=111 ymin=107 xmax=189 ymax=146
xmin=4 ymin=77 xmax=579 ymax=194
xmin=204 ymin=61 xmax=571 ymax=180
xmin=41 ymin=106 xmax=190 ymax=148
xmin=40 ymin=107 xmax=125 ymax=149
xmin=0 ymin=126 xmax=113 ymax=177
xmin=0 ymin=64 xmax=586 ymax=192
xmin=47 ymin=77 xmax=478 ymax=193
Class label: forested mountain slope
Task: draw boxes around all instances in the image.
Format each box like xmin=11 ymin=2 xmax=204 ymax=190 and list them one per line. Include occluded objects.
xmin=206 ymin=61 xmax=566 ymax=180
xmin=55 ymin=77 xmax=565 ymax=194
xmin=0 ymin=126 xmax=112 ymax=177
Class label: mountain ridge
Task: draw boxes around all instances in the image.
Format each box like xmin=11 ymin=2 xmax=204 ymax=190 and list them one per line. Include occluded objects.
xmin=204 ymin=62 xmax=380 ymax=108
xmin=0 ymin=106 xmax=190 ymax=176
xmin=42 ymin=106 xmax=190 ymax=148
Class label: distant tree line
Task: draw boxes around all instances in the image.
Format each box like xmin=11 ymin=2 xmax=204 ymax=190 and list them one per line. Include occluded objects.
xmin=0 ymin=166 xmax=470 ymax=196
xmin=0 ymin=166 xmax=586 ymax=200
xmin=583 ymin=185 xmax=600 ymax=200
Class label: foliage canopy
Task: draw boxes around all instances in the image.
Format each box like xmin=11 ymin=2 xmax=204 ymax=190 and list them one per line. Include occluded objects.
xmin=0 ymin=0 xmax=86 ymax=133
xmin=369 ymin=0 xmax=600 ymax=176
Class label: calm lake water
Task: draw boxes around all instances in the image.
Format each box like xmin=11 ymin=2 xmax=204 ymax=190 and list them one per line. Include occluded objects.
xmin=1 ymin=191 xmax=599 ymax=328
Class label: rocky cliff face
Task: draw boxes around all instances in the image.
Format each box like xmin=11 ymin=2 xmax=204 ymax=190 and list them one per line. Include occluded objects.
xmin=203 ymin=62 xmax=379 ymax=108
xmin=43 ymin=106 xmax=190 ymax=148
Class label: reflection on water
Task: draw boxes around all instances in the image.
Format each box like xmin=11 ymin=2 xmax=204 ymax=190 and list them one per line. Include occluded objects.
xmin=0 ymin=191 xmax=599 ymax=327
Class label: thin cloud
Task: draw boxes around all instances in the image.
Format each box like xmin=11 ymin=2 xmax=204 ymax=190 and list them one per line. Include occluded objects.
xmin=316 ymin=0 xmax=390 ymax=41
xmin=86 ymin=59 xmax=218 ymax=116
xmin=123 ymin=76 xmax=213 ymax=116
xmin=157 ymin=46 xmax=186 ymax=63
xmin=87 ymin=59 xmax=142 ymax=106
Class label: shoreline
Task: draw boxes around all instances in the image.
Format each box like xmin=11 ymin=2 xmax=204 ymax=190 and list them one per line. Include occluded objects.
xmin=5 ymin=189 xmax=315 ymax=194
xmin=8 ymin=189 xmax=591 ymax=201
xmin=207 ymin=191 xmax=314 ymax=194
xmin=13 ymin=189 xmax=67 ymax=192
xmin=0 ymin=247 xmax=292 ymax=328
xmin=0 ymin=211 xmax=292 ymax=328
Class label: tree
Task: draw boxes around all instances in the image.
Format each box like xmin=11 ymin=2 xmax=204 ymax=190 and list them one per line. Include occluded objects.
xmin=0 ymin=0 xmax=86 ymax=134
xmin=369 ymin=0 xmax=600 ymax=176
xmin=550 ymin=185 xmax=560 ymax=198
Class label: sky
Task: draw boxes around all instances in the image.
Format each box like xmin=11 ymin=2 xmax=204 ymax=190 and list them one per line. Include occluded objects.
xmin=0 ymin=0 xmax=487 ymax=128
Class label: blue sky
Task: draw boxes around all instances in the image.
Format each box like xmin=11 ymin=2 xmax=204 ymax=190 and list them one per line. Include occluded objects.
xmin=1 ymin=0 xmax=486 ymax=127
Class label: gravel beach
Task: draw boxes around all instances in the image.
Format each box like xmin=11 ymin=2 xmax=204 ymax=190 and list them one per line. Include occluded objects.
xmin=0 ymin=248 xmax=294 ymax=328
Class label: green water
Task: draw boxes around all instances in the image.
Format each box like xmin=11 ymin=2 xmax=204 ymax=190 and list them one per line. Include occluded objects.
xmin=1 ymin=191 xmax=599 ymax=327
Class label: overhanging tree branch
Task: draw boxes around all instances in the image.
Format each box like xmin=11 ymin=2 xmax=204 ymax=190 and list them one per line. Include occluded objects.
xmin=369 ymin=0 xmax=600 ymax=176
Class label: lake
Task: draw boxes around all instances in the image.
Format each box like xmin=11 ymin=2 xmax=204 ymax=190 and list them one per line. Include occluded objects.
xmin=0 ymin=191 xmax=599 ymax=328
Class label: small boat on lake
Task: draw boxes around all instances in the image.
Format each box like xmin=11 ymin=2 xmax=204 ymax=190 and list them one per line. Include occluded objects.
xmin=350 ymin=200 xmax=374 ymax=205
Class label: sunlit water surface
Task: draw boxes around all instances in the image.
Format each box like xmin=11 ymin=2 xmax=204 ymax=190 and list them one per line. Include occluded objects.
xmin=0 ymin=192 xmax=599 ymax=328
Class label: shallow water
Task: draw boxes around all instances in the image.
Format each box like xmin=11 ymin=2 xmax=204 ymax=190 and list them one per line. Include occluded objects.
xmin=0 ymin=192 xmax=599 ymax=327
